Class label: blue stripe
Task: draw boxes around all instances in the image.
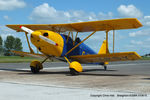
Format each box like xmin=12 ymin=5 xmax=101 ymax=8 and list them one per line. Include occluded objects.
xmin=60 ymin=34 xmax=67 ymax=57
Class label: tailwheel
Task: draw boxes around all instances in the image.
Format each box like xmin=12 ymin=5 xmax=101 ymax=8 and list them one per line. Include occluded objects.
xmin=69 ymin=61 xmax=83 ymax=76
xmin=103 ymin=62 xmax=108 ymax=71
xmin=30 ymin=60 xmax=43 ymax=74
xmin=104 ymin=65 xmax=107 ymax=71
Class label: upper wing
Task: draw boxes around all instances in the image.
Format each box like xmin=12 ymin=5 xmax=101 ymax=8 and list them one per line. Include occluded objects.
xmin=6 ymin=18 xmax=142 ymax=32
xmin=70 ymin=52 xmax=141 ymax=63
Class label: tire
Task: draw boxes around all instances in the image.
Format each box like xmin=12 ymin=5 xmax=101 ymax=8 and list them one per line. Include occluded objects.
xmin=30 ymin=66 xmax=40 ymax=74
xmin=104 ymin=65 xmax=107 ymax=71
xmin=69 ymin=68 xmax=79 ymax=76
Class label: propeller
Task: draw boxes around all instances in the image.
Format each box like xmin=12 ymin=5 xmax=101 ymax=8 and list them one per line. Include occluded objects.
xmin=20 ymin=26 xmax=58 ymax=46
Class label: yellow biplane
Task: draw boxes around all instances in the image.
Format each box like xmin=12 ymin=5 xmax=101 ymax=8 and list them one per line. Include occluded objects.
xmin=6 ymin=18 xmax=142 ymax=75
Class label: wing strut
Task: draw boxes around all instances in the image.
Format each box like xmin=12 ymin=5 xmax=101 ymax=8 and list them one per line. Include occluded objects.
xmin=113 ymin=30 xmax=115 ymax=53
xmin=106 ymin=30 xmax=109 ymax=54
xmin=73 ymin=32 xmax=78 ymax=46
xmin=25 ymin=32 xmax=34 ymax=53
xmin=71 ymin=31 xmax=74 ymax=43
xmin=65 ymin=31 xmax=97 ymax=56
xmin=66 ymin=32 xmax=70 ymax=43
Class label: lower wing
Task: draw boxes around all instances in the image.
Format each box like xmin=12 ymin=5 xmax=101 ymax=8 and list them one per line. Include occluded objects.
xmin=11 ymin=50 xmax=66 ymax=62
xmin=70 ymin=52 xmax=141 ymax=63
xmin=11 ymin=50 xmax=47 ymax=58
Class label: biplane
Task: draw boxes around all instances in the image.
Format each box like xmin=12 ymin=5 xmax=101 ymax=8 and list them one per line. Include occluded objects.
xmin=6 ymin=18 xmax=142 ymax=75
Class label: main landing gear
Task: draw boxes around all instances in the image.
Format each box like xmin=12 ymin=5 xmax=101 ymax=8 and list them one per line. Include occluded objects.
xmin=69 ymin=61 xmax=83 ymax=75
xmin=64 ymin=57 xmax=83 ymax=75
xmin=30 ymin=58 xmax=48 ymax=74
xmin=30 ymin=60 xmax=42 ymax=73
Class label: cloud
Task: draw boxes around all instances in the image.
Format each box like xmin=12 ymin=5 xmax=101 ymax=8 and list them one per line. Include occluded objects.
xmin=141 ymin=16 xmax=150 ymax=26
xmin=129 ymin=29 xmax=150 ymax=37
xmin=0 ymin=25 xmax=17 ymax=39
xmin=117 ymin=5 xmax=143 ymax=18
xmin=29 ymin=3 xmax=71 ymax=24
xmin=131 ymin=40 xmax=143 ymax=45
xmin=29 ymin=3 xmax=113 ymax=24
xmin=0 ymin=0 xmax=26 ymax=11
xmin=3 ymin=15 xmax=11 ymax=21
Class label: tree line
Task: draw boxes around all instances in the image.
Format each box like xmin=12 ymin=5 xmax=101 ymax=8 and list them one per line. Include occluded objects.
xmin=0 ymin=35 xmax=22 ymax=56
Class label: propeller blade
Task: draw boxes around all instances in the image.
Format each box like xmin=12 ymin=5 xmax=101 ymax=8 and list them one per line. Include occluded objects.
xmin=39 ymin=35 xmax=58 ymax=46
xmin=20 ymin=26 xmax=34 ymax=34
xmin=20 ymin=26 xmax=58 ymax=46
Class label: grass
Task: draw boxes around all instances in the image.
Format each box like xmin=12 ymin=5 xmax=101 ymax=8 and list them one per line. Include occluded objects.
xmin=140 ymin=56 xmax=150 ymax=60
xmin=0 ymin=56 xmax=45 ymax=63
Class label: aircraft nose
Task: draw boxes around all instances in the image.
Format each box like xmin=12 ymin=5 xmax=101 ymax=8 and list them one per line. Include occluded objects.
xmin=30 ymin=31 xmax=41 ymax=41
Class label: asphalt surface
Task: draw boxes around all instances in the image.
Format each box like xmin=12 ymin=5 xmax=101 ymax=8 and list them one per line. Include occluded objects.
xmin=0 ymin=60 xmax=150 ymax=75
xmin=0 ymin=60 xmax=150 ymax=100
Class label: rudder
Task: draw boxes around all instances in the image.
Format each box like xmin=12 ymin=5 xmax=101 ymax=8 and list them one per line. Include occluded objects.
xmin=98 ymin=40 xmax=109 ymax=65
xmin=98 ymin=40 xmax=109 ymax=54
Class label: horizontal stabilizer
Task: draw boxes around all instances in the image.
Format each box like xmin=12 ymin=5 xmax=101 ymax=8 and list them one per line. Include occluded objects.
xmin=70 ymin=52 xmax=141 ymax=63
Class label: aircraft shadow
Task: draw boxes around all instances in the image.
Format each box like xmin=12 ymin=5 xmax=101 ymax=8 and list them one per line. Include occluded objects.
xmin=0 ymin=68 xmax=129 ymax=77
xmin=19 ymin=71 xmax=129 ymax=77
xmin=141 ymin=78 xmax=150 ymax=80
xmin=0 ymin=68 xmax=29 ymax=72
xmin=19 ymin=71 xmax=69 ymax=75
xmin=83 ymin=68 xmax=117 ymax=72
xmin=80 ymin=73 xmax=129 ymax=76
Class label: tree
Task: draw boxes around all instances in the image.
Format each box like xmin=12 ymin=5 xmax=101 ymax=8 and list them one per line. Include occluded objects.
xmin=4 ymin=36 xmax=15 ymax=56
xmin=14 ymin=38 xmax=23 ymax=51
xmin=0 ymin=36 xmax=3 ymax=55
xmin=4 ymin=35 xmax=23 ymax=56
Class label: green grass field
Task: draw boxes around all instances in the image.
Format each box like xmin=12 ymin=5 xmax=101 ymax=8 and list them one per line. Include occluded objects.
xmin=0 ymin=56 xmax=44 ymax=63
xmin=0 ymin=56 xmax=150 ymax=63
xmin=141 ymin=56 xmax=150 ymax=60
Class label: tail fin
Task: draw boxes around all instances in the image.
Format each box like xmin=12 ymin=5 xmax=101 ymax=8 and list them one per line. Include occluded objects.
xmin=98 ymin=40 xmax=109 ymax=65
xmin=98 ymin=40 xmax=109 ymax=54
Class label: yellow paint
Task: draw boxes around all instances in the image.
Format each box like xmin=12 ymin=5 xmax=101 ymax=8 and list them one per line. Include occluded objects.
xmin=98 ymin=40 xmax=109 ymax=65
xmin=73 ymin=32 xmax=78 ymax=45
xmin=98 ymin=40 xmax=109 ymax=54
xmin=6 ymin=18 xmax=142 ymax=32
xmin=30 ymin=30 xmax=64 ymax=57
xmin=82 ymin=51 xmax=85 ymax=55
xmin=11 ymin=50 xmax=46 ymax=58
xmin=30 ymin=60 xmax=43 ymax=69
xmin=66 ymin=32 xmax=70 ymax=43
xmin=70 ymin=52 xmax=141 ymax=63
xmin=69 ymin=61 xmax=83 ymax=72
xmin=25 ymin=32 xmax=34 ymax=53
xmin=113 ymin=30 xmax=115 ymax=53
xmin=6 ymin=18 xmax=143 ymax=66
xmin=64 ymin=56 xmax=70 ymax=64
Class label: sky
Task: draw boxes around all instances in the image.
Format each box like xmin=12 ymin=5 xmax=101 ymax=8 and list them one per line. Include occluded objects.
xmin=0 ymin=0 xmax=150 ymax=55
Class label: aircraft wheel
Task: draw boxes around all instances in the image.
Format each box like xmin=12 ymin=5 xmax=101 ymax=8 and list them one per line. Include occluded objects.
xmin=30 ymin=66 xmax=40 ymax=73
xmin=30 ymin=60 xmax=43 ymax=74
xmin=104 ymin=65 xmax=107 ymax=71
xmin=69 ymin=61 xmax=83 ymax=75
xmin=69 ymin=68 xmax=79 ymax=75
